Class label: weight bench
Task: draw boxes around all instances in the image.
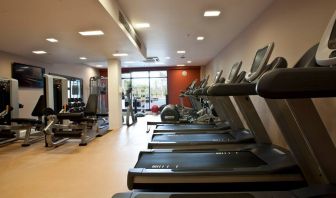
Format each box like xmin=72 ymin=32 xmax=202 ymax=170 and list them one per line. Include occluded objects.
xmin=0 ymin=95 xmax=45 ymax=147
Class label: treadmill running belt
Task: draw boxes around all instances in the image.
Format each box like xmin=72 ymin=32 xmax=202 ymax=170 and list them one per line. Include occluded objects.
xmin=152 ymin=133 xmax=234 ymax=142
xmin=156 ymin=124 xmax=217 ymax=130
xmin=135 ymin=151 xmax=266 ymax=170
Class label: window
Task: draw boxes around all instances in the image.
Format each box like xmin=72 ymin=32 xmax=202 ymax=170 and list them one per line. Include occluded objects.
xmin=122 ymin=71 xmax=167 ymax=110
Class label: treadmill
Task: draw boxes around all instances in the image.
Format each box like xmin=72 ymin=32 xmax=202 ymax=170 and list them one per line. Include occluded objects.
xmin=115 ymin=10 xmax=336 ymax=198
xmin=149 ymin=42 xmax=277 ymax=149
xmin=148 ymin=62 xmax=257 ymax=149
xmin=115 ymin=45 xmax=336 ymax=196
xmin=127 ymin=44 xmax=305 ymax=191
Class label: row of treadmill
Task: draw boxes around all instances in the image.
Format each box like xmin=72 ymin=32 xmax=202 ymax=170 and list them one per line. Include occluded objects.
xmin=113 ymin=11 xmax=336 ymax=198
xmin=0 ymin=74 xmax=109 ymax=147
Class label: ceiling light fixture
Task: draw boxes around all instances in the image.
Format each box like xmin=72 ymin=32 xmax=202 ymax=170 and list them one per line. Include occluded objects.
xmin=124 ymin=61 xmax=135 ymax=64
xmin=204 ymin=10 xmax=221 ymax=17
xmin=177 ymin=64 xmax=185 ymax=66
xmin=187 ymin=61 xmax=192 ymax=64
xmin=46 ymin=38 xmax=58 ymax=43
xmin=197 ymin=36 xmax=205 ymax=41
xmin=96 ymin=65 xmax=103 ymax=68
xmin=32 ymin=51 xmax=47 ymax=54
xmin=79 ymin=30 xmax=104 ymax=36
xmin=79 ymin=57 xmax=87 ymax=60
xmin=134 ymin=23 xmax=150 ymax=29
xmin=177 ymin=50 xmax=186 ymax=54
xmin=113 ymin=53 xmax=128 ymax=57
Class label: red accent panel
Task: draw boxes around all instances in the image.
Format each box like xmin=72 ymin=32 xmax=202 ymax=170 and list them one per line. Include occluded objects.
xmin=99 ymin=69 xmax=107 ymax=77
xmin=167 ymin=68 xmax=200 ymax=107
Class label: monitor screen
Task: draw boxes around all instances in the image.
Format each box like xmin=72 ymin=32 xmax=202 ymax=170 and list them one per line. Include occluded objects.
xmin=214 ymin=70 xmax=223 ymax=83
xmin=328 ymin=21 xmax=336 ymax=49
xmin=227 ymin=62 xmax=241 ymax=82
xmin=250 ymin=46 xmax=268 ymax=73
xmin=12 ymin=63 xmax=45 ymax=88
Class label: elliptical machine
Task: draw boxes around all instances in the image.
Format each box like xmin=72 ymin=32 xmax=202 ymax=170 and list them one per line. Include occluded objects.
xmin=124 ymin=86 xmax=137 ymax=126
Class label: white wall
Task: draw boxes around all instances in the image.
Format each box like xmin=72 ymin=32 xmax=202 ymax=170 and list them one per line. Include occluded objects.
xmin=204 ymin=0 xmax=336 ymax=147
xmin=0 ymin=51 xmax=99 ymax=118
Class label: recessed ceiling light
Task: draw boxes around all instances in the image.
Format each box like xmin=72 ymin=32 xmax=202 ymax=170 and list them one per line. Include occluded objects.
xmin=177 ymin=64 xmax=185 ymax=66
xmin=177 ymin=50 xmax=186 ymax=54
xmin=32 ymin=50 xmax=47 ymax=54
xmin=46 ymin=38 xmax=58 ymax=43
xmin=134 ymin=23 xmax=150 ymax=29
xmin=165 ymin=57 xmax=171 ymax=59
xmin=96 ymin=65 xmax=103 ymax=68
xmin=187 ymin=61 xmax=192 ymax=64
xmin=79 ymin=57 xmax=87 ymax=60
xmin=197 ymin=36 xmax=205 ymax=41
xmin=204 ymin=10 xmax=221 ymax=17
xmin=113 ymin=53 xmax=128 ymax=57
xmin=124 ymin=61 xmax=136 ymax=64
xmin=79 ymin=30 xmax=104 ymax=36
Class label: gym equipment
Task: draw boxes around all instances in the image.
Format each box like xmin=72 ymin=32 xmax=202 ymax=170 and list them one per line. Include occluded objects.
xmin=114 ymin=9 xmax=336 ymax=198
xmin=43 ymin=75 xmax=96 ymax=147
xmin=0 ymin=78 xmax=44 ymax=146
xmin=127 ymin=44 xmax=306 ymax=191
xmin=145 ymin=80 xmax=199 ymax=132
xmin=153 ymin=74 xmax=230 ymax=133
xmin=124 ymin=86 xmax=137 ymax=126
xmin=152 ymin=43 xmax=273 ymax=134
xmin=159 ymin=78 xmax=207 ymax=123
xmin=89 ymin=76 xmax=109 ymax=136
xmin=148 ymin=61 xmax=257 ymax=149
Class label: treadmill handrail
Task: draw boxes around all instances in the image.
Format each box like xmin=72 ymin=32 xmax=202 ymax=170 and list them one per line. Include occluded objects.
xmin=256 ymin=67 xmax=336 ymax=99
xmin=207 ymin=83 xmax=257 ymax=96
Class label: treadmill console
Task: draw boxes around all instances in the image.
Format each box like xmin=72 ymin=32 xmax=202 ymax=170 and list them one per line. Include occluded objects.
xmin=214 ymin=70 xmax=223 ymax=84
xmin=187 ymin=79 xmax=197 ymax=91
xmin=245 ymin=42 xmax=274 ymax=82
xmin=226 ymin=61 xmax=242 ymax=83
xmin=200 ymin=75 xmax=210 ymax=88
xmin=316 ymin=10 xmax=336 ymax=66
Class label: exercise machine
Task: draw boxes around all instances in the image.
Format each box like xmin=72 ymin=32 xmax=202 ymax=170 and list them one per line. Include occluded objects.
xmin=127 ymin=44 xmax=306 ymax=191
xmin=123 ymin=86 xmax=137 ymax=126
xmin=89 ymin=76 xmax=109 ymax=136
xmin=153 ymin=75 xmax=231 ymax=133
xmin=148 ymin=61 xmax=257 ymax=149
xmin=114 ymin=9 xmax=336 ymax=197
xmin=43 ymin=74 xmax=96 ymax=147
xmin=0 ymin=78 xmax=44 ymax=146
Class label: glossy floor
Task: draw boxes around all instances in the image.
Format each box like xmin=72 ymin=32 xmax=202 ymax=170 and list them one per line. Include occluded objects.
xmin=0 ymin=115 xmax=157 ymax=198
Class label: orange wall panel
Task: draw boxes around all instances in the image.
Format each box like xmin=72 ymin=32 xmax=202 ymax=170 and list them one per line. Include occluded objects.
xmin=167 ymin=68 xmax=200 ymax=107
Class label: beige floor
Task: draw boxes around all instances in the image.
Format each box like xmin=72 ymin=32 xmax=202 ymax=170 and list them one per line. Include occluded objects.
xmin=0 ymin=115 xmax=159 ymax=198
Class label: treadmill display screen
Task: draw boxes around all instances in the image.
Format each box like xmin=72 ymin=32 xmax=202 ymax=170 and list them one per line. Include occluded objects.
xmin=136 ymin=151 xmax=266 ymax=170
xmin=328 ymin=21 xmax=336 ymax=49
xmin=214 ymin=70 xmax=223 ymax=83
xmin=250 ymin=46 xmax=268 ymax=73
xmin=227 ymin=62 xmax=240 ymax=81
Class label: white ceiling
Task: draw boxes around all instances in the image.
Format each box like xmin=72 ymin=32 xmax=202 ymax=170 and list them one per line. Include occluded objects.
xmin=0 ymin=0 xmax=274 ymax=68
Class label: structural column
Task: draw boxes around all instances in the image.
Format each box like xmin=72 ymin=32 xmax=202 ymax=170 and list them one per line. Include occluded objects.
xmin=108 ymin=59 xmax=122 ymax=130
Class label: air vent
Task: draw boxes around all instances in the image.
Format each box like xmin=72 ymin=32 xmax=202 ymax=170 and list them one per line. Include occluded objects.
xmin=143 ymin=57 xmax=160 ymax=63
xmin=119 ymin=11 xmax=142 ymax=49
